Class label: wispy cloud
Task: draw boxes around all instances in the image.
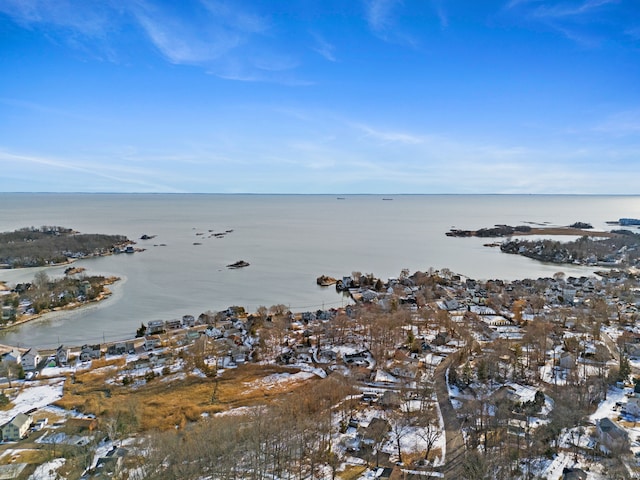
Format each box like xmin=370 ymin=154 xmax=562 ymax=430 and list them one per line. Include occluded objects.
xmin=431 ymin=0 xmax=449 ymax=29
xmin=0 ymin=150 xmax=183 ymax=192
xmin=354 ymin=124 xmax=425 ymax=145
xmin=0 ymin=0 xmax=122 ymax=61
xmin=0 ymin=0 xmax=306 ymax=84
xmin=0 ymin=0 xmax=115 ymax=36
xmin=311 ymin=32 xmax=337 ymax=62
xmin=130 ymin=1 xmax=254 ymax=65
xmin=530 ymin=0 xmax=619 ymax=18
xmin=502 ymin=0 xmax=628 ymax=47
xmin=365 ymin=0 xmax=401 ymax=33
xmin=594 ymin=110 xmax=640 ymax=135
xmin=199 ymin=0 xmax=268 ymax=34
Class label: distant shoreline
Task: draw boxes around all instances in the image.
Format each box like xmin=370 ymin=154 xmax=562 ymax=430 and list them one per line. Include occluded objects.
xmin=447 ymin=225 xmax=617 ymax=238
xmin=0 ymin=277 xmax=119 ymax=332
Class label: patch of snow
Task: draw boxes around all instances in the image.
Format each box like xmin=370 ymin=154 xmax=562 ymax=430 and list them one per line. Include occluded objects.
xmin=0 ymin=381 xmax=64 ymax=425
xmin=27 ymin=458 xmax=65 ymax=480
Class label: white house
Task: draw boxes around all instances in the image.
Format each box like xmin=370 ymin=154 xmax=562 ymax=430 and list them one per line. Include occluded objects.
xmin=21 ymin=349 xmax=41 ymax=371
xmin=1 ymin=413 xmax=33 ymax=441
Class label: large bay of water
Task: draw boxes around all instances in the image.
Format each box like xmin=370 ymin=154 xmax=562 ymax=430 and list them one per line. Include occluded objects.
xmin=0 ymin=194 xmax=638 ymax=348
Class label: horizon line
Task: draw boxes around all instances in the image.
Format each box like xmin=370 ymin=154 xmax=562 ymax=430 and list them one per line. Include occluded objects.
xmin=1 ymin=192 xmax=639 ymax=196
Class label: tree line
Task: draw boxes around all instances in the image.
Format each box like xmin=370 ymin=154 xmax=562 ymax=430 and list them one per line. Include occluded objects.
xmin=0 ymin=226 xmax=129 ymax=267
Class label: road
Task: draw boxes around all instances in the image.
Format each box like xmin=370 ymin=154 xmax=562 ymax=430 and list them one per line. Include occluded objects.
xmin=434 ymin=353 xmax=466 ymax=479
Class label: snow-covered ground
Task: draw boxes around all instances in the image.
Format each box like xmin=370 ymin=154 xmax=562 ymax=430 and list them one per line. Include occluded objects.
xmin=241 ymin=370 xmax=316 ymax=395
xmin=27 ymin=458 xmax=65 ymax=480
xmin=0 ymin=380 xmax=64 ymax=425
xmin=589 ymin=386 xmax=628 ymax=423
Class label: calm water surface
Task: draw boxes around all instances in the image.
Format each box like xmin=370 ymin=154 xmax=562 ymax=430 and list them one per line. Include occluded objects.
xmin=1 ymin=194 xmax=639 ymax=348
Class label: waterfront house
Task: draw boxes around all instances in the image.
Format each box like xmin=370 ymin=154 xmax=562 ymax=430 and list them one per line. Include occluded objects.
xmin=21 ymin=349 xmax=41 ymax=370
xmin=147 ymin=320 xmax=165 ymax=335
xmin=1 ymin=305 xmax=15 ymax=321
xmin=1 ymin=412 xmax=33 ymax=441
xmin=1 ymin=348 xmax=21 ymax=365
xmin=79 ymin=344 xmax=102 ymax=362
xmin=182 ymin=315 xmax=196 ymax=327
xmin=56 ymin=345 xmax=71 ymax=366
xmin=165 ymin=319 xmax=181 ymax=330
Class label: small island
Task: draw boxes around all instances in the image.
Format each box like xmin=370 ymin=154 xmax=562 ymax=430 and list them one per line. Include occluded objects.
xmin=226 ymin=260 xmax=250 ymax=269
xmin=446 ymin=223 xmax=614 ymax=238
xmin=316 ymin=274 xmax=337 ymax=286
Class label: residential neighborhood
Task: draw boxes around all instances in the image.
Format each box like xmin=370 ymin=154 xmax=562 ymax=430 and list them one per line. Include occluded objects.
xmin=1 ymin=265 xmax=640 ymax=478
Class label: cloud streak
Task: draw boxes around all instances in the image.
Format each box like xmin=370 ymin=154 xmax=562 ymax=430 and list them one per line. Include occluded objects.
xmin=0 ymin=0 xmax=306 ymax=83
xmin=503 ymin=0 xmax=628 ymax=47
xmin=0 ymin=150 xmax=183 ymax=192
xmin=311 ymin=32 xmax=337 ymax=62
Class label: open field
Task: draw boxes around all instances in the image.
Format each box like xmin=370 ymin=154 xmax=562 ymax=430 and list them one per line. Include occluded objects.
xmin=55 ymin=363 xmax=319 ymax=431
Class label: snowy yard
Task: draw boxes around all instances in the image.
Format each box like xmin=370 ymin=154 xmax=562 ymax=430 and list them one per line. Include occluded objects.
xmin=0 ymin=380 xmax=64 ymax=425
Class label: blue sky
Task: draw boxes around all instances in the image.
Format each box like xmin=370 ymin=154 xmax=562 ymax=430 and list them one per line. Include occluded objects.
xmin=0 ymin=0 xmax=639 ymax=193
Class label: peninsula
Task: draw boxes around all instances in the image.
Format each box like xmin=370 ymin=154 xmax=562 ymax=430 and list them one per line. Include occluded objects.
xmin=0 ymin=226 xmax=133 ymax=268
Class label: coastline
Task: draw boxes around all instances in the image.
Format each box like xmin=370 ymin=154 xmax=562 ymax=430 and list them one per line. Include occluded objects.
xmin=0 ymin=276 xmax=120 ymax=332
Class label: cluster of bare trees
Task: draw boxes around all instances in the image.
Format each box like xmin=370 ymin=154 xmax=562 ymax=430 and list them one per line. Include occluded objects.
xmin=138 ymin=375 xmax=356 ymax=480
xmin=9 ymin=271 xmax=114 ymax=315
xmin=0 ymin=226 xmax=129 ymax=267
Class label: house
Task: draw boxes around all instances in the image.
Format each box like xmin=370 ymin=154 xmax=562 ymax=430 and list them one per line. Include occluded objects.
xmin=56 ymin=345 xmax=71 ymax=366
xmin=1 ymin=305 xmax=15 ymax=321
xmin=344 ymin=351 xmax=370 ymax=366
xmin=182 ymin=315 xmax=196 ymax=327
xmin=79 ymin=344 xmax=101 ymax=362
xmin=92 ymin=447 xmax=127 ymax=478
xmin=1 ymin=412 xmax=33 ymax=441
xmin=107 ymin=342 xmax=136 ymax=355
xmin=1 ymin=348 xmax=22 ymax=365
xmin=344 ymin=434 xmax=362 ymax=452
xmin=596 ymin=417 xmax=629 ymax=454
xmin=66 ymin=417 xmax=98 ymax=434
xmin=184 ymin=330 xmax=201 ymax=342
xmin=21 ymin=349 xmax=41 ymax=370
xmin=626 ymin=392 xmax=640 ymax=417
xmin=147 ymin=320 xmax=165 ymax=334
xmin=144 ymin=335 xmax=162 ymax=351
xmin=380 ymin=390 xmax=402 ymax=407
xmin=165 ymin=319 xmax=181 ymax=330
xmin=562 ymin=467 xmax=588 ymax=480
xmin=559 ymin=352 xmax=575 ymax=370
xmin=361 ymin=417 xmax=390 ymax=446
xmin=149 ymin=351 xmax=173 ymax=367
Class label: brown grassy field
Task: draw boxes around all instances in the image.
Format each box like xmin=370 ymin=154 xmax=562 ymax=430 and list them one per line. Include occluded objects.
xmin=55 ymin=363 xmax=318 ymax=431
